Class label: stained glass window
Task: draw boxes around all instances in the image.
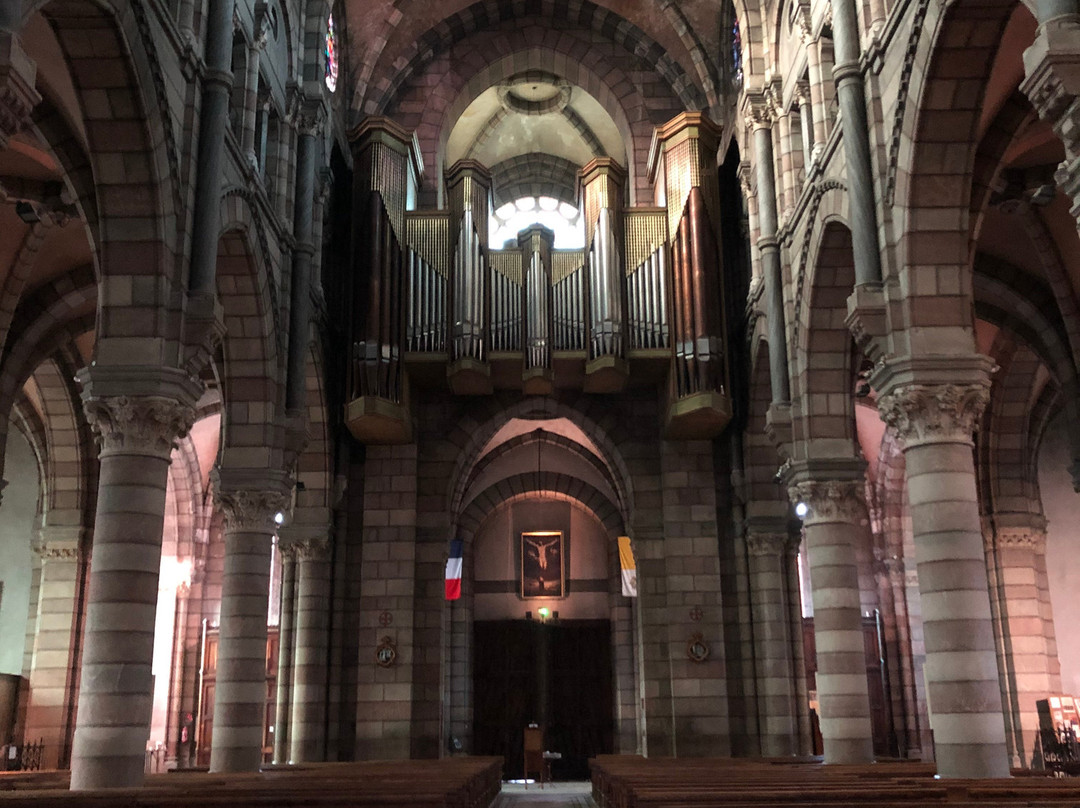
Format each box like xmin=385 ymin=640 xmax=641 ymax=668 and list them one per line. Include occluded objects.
xmin=732 ymin=16 xmax=743 ymax=87
xmin=325 ymin=13 xmax=338 ymax=92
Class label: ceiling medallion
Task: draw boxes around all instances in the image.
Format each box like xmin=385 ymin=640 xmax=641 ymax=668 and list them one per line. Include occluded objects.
xmin=497 ymin=71 xmax=572 ymax=116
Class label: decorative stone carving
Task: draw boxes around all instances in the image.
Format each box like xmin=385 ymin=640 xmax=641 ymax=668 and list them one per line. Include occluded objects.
xmin=82 ymin=395 xmax=197 ymax=459
xmin=746 ymin=532 xmax=788 ymax=557
xmin=0 ymin=33 xmax=41 ymax=149
xmin=288 ymin=536 xmax=330 ymax=562
xmin=985 ymin=522 xmax=1049 ymax=554
xmin=1022 ymin=16 xmax=1080 ymax=223
xmin=876 ymin=382 xmax=991 ymax=448
xmin=788 ymin=479 xmax=865 ymax=524
xmin=214 ymin=488 xmax=290 ymax=532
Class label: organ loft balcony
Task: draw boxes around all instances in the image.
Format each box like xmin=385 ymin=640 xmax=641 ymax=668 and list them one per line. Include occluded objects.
xmin=344 ymin=113 xmax=732 ymax=444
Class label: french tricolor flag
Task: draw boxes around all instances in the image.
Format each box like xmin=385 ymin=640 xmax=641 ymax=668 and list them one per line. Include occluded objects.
xmin=445 ymin=539 xmax=463 ymax=600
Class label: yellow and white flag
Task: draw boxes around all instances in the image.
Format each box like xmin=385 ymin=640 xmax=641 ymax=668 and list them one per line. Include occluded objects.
xmin=618 ymin=535 xmax=637 ymax=597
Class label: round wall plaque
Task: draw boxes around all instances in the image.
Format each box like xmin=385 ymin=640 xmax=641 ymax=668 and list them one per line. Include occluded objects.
xmin=376 ymin=635 xmax=397 ymax=667
xmin=687 ymin=632 xmax=710 ymax=663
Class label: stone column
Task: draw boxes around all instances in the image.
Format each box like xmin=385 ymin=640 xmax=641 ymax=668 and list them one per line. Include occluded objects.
xmin=747 ymin=104 xmax=790 ymax=404
xmin=784 ymin=534 xmax=814 ymax=755
xmin=984 ymin=514 xmax=1057 ymax=768
xmin=745 ymin=525 xmax=798 ymax=756
xmin=239 ymin=13 xmax=270 ymax=167
xmin=272 ymin=546 xmax=297 ymax=763
xmin=830 ymin=0 xmax=882 ymax=286
xmin=286 ymin=531 xmax=331 ymax=763
xmin=874 ymin=359 xmax=1010 ymax=778
xmin=23 ymin=526 xmax=83 ymax=770
xmin=797 ymin=83 xmax=815 ymax=171
xmin=209 ymin=470 xmax=291 ymax=773
xmin=285 ymin=99 xmax=323 ymax=414
xmin=802 ymin=32 xmax=830 ymax=161
xmin=787 ymin=469 xmax=875 ymax=764
xmin=69 ymin=367 xmax=201 ymax=790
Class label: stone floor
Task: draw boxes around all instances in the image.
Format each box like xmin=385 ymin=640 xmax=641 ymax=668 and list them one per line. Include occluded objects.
xmin=491 ymin=781 xmax=597 ymax=807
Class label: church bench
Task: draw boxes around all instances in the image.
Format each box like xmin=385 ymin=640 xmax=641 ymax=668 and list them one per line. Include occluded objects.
xmin=0 ymin=757 xmax=503 ymax=808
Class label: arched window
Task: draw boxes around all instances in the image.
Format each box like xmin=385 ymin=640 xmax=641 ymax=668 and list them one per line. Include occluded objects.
xmin=325 ymin=12 xmax=338 ymax=92
xmin=489 ymin=196 xmax=584 ymax=250
xmin=731 ymin=15 xmax=743 ymax=88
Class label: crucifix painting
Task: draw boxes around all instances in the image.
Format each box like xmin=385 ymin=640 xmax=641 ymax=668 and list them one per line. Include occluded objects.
xmin=520 ymin=530 xmax=565 ymax=598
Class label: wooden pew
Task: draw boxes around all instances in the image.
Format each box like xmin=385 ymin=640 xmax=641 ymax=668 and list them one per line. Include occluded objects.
xmin=0 ymin=757 xmax=503 ymax=808
xmin=589 ymin=755 xmax=1080 ymax=808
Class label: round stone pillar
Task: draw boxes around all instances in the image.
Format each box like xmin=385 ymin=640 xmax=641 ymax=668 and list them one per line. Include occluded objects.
xmin=746 ymin=529 xmax=798 ymax=756
xmin=877 ymin=377 xmax=1010 ymax=778
xmin=69 ymin=368 xmax=200 ymax=790
xmin=788 ymin=477 xmax=875 ymax=764
xmin=272 ymin=546 xmax=297 ymax=764
xmin=287 ymin=534 xmax=331 ymax=763
xmin=209 ymin=473 xmax=290 ymax=773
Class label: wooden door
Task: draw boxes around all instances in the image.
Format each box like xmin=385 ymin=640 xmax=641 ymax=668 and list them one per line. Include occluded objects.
xmin=473 ymin=619 xmax=613 ymax=780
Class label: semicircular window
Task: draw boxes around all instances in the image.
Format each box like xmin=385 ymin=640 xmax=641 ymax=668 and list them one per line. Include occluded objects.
xmin=489 ymin=196 xmax=584 ymax=250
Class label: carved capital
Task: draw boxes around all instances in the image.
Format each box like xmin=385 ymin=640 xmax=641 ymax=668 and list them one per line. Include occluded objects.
xmin=877 ymin=382 xmax=990 ymax=448
xmin=296 ymin=97 xmax=325 ymax=137
xmin=0 ymin=33 xmax=41 ymax=149
xmin=746 ymin=531 xmax=788 ymax=557
xmin=214 ymin=487 xmax=290 ymax=532
xmin=788 ymin=479 xmax=865 ymax=525
xmin=83 ymin=395 xmax=197 ymax=459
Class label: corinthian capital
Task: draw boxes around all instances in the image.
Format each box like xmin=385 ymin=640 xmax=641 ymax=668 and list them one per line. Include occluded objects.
xmin=876 ymin=382 xmax=990 ymax=448
xmin=746 ymin=532 xmax=788 ymax=557
xmin=788 ymin=479 xmax=865 ymax=524
xmin=214 ymin=488 xmax=290 ymax=532
xmin=211 ymin=467 xmax=293 ymax=532
xmin=83 ymin=395 xmax=197 ymax=459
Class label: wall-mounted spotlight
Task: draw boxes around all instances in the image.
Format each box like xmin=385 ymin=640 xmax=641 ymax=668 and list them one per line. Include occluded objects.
xmin=274 ymin=511 xmax=285 ymax=525
xmin=794 ymin=502 xmax=809 ymax=519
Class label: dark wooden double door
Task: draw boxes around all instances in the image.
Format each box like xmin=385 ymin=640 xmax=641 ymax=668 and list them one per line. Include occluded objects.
xmin=473 ymin=619 xmax=614 ymax=780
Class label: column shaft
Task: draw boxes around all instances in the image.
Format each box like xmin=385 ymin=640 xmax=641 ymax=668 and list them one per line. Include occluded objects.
xmin=747 ymin=533 xmax=797 ymax=756
xmin=830 ymin=0 xmax=882 ymax=286
xmin=289 ymin=548 xmax=330 ymax=762
xmin=752 ymin=123 xmax=790 ymax=404
xmin=208 ymin=481 xmax=287 ymax=773
xmin=902 ymin=442 xmax=1008 ymax=776
xmin=24 ymin=535 xmax=82 ymax=770
xmin=285 ymin=124 xmax=318 ymax=412
xmin=791 ymin=480 xmax=874 ymax=764
xmin=240 ymin=43 xmax=261 ymax=160
xmin=273 ymin=553 xmax=296 ymax=763
xmin=188 ymin=0 xmax=236 ymax=295
xmin=805 ymin=38 xmax=830 ymax=152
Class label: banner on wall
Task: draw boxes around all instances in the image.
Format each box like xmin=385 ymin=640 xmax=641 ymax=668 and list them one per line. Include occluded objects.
xmin=445 ymin=539 xmax=463 ymax=600
xmin=618 ymin=535 xmax=637 ymax=597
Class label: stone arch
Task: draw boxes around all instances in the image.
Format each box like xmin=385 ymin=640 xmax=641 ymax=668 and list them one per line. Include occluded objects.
xmin=213 ymin=212 xmax=285 ymax=467
xmin=394 ymin=42 xmax=662 ymax=205
xmin=744 ymin=328 xmax=785 ymax=502
xmin=26 ymin=0 xmax=183 ymax=351
xmin=445 ymin=397 xmax=635 ymax=528
xmin=490 ymin=154 xmax=581 ymax=210
xmin=458 ymin=472 xmax=624 ymax=539
xmin=362 ymin=0 xmax=706 ymax=119
xmin=793 ymin=218 xmax=858 ymax=448
xmin=295 ymin=341 xmax=333 ymax=513
xmin=11 ymin=394 xmax=48 ymax=521
xmin=30 ymin=357 xmax=91 ymax=528
xmin=891 ymin=0 xmax=1023 ymax=338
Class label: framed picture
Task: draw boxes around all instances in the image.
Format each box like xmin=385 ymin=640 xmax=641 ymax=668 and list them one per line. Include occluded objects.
xmin=520 ymin=530 xmax=565 ymax=598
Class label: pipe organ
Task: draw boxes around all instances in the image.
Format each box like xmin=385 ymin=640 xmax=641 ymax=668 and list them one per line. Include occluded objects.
xmin=345 ymin=111 xmax=731 ymax=443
